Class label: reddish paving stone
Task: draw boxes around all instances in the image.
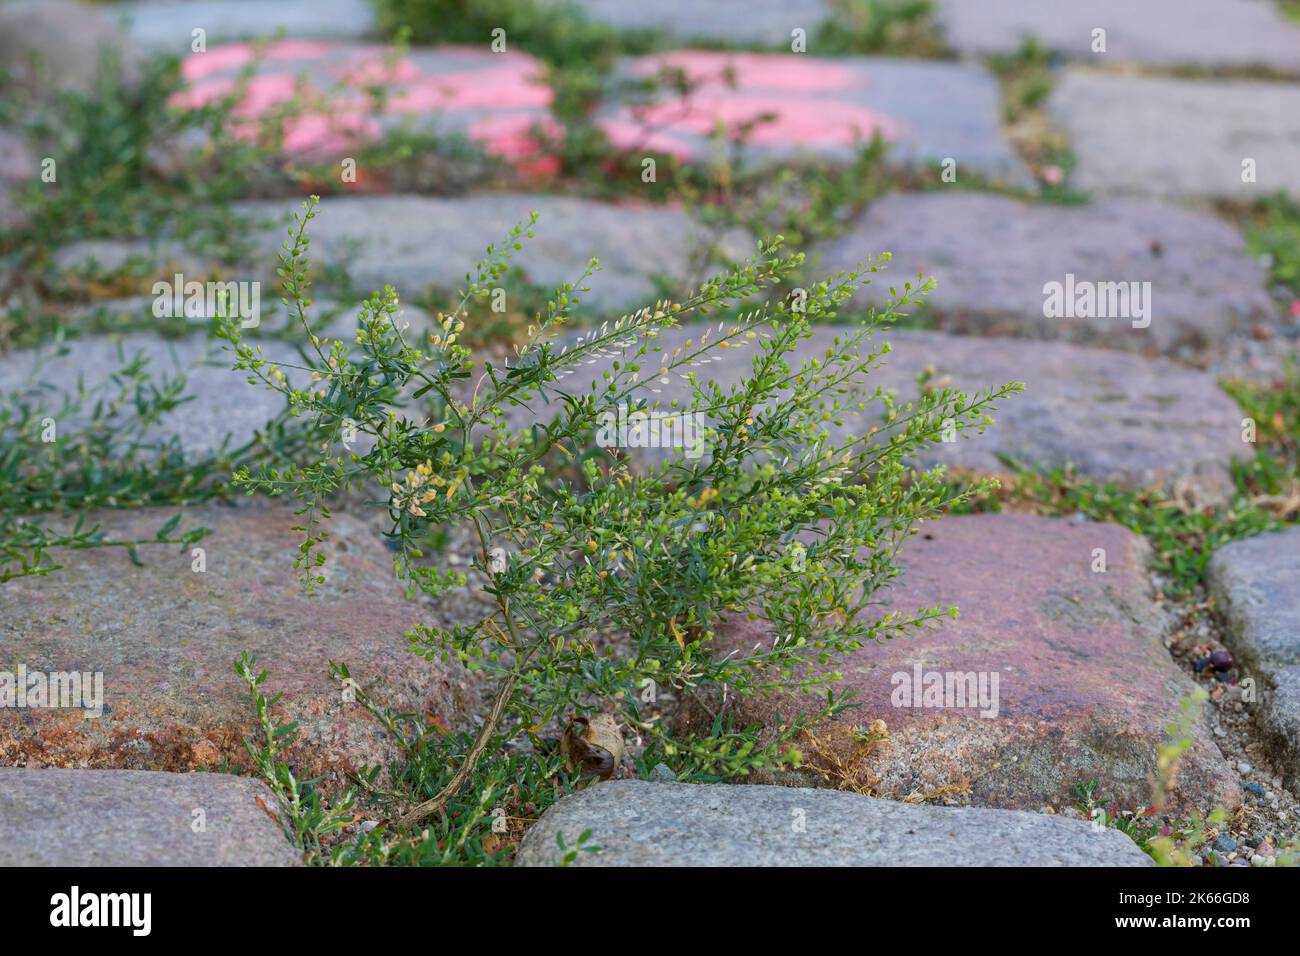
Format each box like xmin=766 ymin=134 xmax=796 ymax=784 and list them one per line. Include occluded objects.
xmin=0 ymin=503 xmax=485 ymax=793
xmin=684 ymin=513 xmax=1240 ymax=814
xmin=601 ymin=51 xmax=1029 ymax=183
xmin=818 ymin=192 xmax=1276 ymax=356
xmin=169 ymin=40 xmax=558 ymax=172
xmin=0 ymin=768 xmax=301 ymax=866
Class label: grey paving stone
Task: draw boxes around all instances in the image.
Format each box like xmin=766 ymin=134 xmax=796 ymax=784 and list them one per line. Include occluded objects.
xmin=0 ymin=332 xmax=302 ymax=459
xmin=602 ymin=52 xmax=1030 ymax=185
xmin=516 ymin=780 xmax=1155 ymax=866
xmin=1207 ymin=527 xmax=1300 ymax=791
xmin=500 ymin=322 xmax=1252 ymax=500
xmin=230 ymin=194 xmax=752 ymax=308
xmin=865 ymin=330 xmax=1253 ymax=499
xmin=50 ymin=238 xmax=213 ymax=284
xmin=574 ymin=0 xmax=831 ymax=45
xmin=0 ymin=768 xmax=300 ymax=866
xmin=935 ymin=0 xmax=1300 ymax=72
xmin=0 ymin=292 xmax=436 ymax=458
xmin=1209 ymin=527 xmax=1300 ymax=669
xmin=1258 ymin=665 xmax=1300 ymax=793
xmin=0 ymin=0 xmax=142 ymax=100
xmin=117 ymin=0 xmax=377 ymax=54
xmin=1049 ymin=69 xmax=1300 ymax=200
xmin=817 ymin=192 xmax=1276 ymax=355
xmin=0 ymin=129 xmax=36 ymax=230
xmin=58 ymin=294 xmax=417 ymax=339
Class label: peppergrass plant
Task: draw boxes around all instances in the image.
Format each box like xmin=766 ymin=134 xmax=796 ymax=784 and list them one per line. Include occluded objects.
xmin=222 ymin=196 xmax=1021 ymax=829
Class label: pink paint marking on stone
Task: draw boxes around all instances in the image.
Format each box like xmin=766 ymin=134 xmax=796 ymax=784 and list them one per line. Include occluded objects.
xmin=178 ymin=47 xmax=550 ymax=118
xmin=338 ymin=51 xmax=423 ymax=87
xmin=599 ymin=118 xmax=695 ymax=161
xmin=168 ymin=72 xmax=302 ymax=114
xmin=467 ymin=113 xmax=562 ymax=175
xmin=232 ymin=73 xmax=303 ymax=116
xmin=612 ymin=51 xmax=900 ymax=158
xmin=280 ymin=113 xmax=381 ymax=155
xmin=181 ymin=43 xmax=254 ymax=81
xmin=181 ymin=39 xmax=342 ymax=81
xmin=632 ymin=50 xmax=860 ymax=93
xmin=388 ymin=65 xmax=552 ymax=113
xmin=619 ymin=93 xmax=898 ymax=148
xmin=170 ymin=42 xmax=558 ymax=175
xmin=168 ymin=76 xmax=234 ymax=110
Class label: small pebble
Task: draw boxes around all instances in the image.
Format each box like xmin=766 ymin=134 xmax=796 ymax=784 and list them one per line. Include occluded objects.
xmin=648 ymin=763 xmax=677 ymax=783
xmin=1244 ymin=783 xmax=1266 ymax=797
xmin=1238 ymin=760 xmax=1253 ymax=774
xmin=1214 ymin=835 xmax=1237 ymax=853
xmin=1209 ymin=649 xmax=1235 ymax=671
